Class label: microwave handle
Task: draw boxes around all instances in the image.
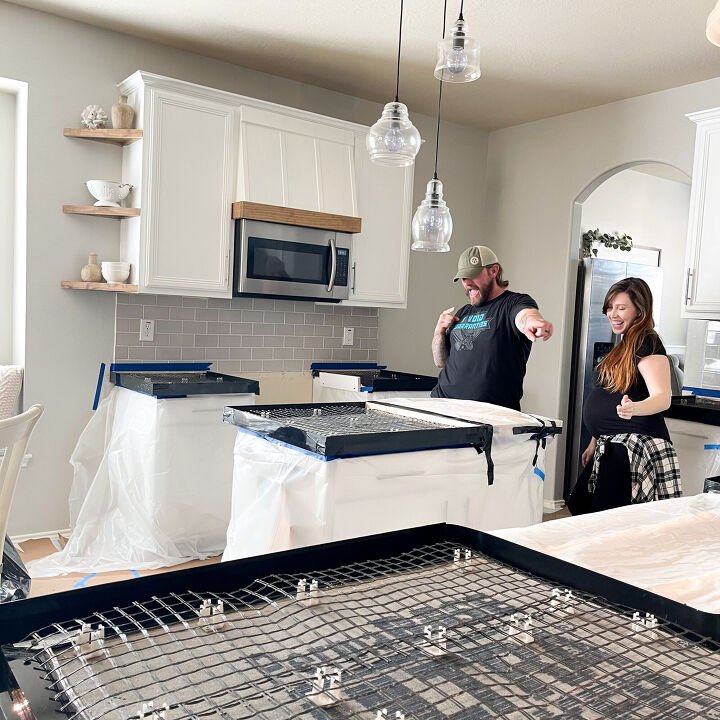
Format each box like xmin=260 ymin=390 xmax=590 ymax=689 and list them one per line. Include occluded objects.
xmin=327 ymin=236 xmax=337 ymax=292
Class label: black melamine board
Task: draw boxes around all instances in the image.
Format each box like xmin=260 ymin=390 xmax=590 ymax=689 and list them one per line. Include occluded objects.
xmin=222 ymin=401 xmax=492 ymax=457
xmin=114 ymin=371 xmax=259 ymax=398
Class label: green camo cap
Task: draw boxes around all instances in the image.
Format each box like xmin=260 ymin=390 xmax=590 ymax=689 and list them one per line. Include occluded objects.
xmin=453 ymin=245 xmax=499 ymax=281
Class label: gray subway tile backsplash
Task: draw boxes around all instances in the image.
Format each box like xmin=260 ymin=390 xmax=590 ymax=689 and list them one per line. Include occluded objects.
xmin=115 ymin=295 xmax=380 ymax=371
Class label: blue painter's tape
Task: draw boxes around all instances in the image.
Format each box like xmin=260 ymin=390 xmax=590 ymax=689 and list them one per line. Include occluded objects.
xmin=235 ymin=426 xmax=329 ymax=460
xmin=534 ymin=466 xmax=546 ymax=480
xmin=234 ymin=427 xmax=482 ymax=461
xmin=72 ymin=573 xmax=97 ymax=589
xmin=93 ymin=363 xmax=106 ymax=411
xmin=130 ymin=569 xmax=140 ymax=578
xmin=310 ymin=362 xmax=386 ymax=370
xmin=360 ymin=387 xmax=372 ymax=392
xmin=705 ymin=444 xmax=720 ymax=450
xmin=682 ymin=386 xmax=720 ymax=399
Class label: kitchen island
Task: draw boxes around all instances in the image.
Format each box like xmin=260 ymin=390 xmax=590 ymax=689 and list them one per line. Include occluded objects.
xmin=29 ymin=366 xmax=259 ymax=577
xmin=221 ymin=398 xmax=561 ymax=560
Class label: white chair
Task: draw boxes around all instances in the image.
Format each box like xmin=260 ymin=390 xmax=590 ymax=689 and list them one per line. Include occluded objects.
xmin=0 ymin=405 xmax=43 ymax=574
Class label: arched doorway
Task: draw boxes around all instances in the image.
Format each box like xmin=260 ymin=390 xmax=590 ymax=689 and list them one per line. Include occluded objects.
xmin=563 ymin=161 xmax=691 ymax=500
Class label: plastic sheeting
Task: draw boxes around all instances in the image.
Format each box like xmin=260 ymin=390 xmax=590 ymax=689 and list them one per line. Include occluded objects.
xmin=490 ymin=494 xmax=720 ymax=613
xmin=666 ymin=417 xmax=720 ymax=496
xmin=223 ymin=398 xmax=561 ymax=561
xmin=1 ymin=535 xmax=30 ymax=602
xmin=29 ymin=387 xmax=253 ymax=577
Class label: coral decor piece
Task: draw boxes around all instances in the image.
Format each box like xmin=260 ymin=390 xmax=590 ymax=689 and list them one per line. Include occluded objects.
xmin=80 ymin=104 xmax=107 ymax=129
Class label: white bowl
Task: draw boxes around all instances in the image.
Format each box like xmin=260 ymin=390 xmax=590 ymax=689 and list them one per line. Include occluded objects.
xmin=101 ymin=261 xmax=130 ymax=283
xmin=86 ymin=180 xmax=133 ymax=208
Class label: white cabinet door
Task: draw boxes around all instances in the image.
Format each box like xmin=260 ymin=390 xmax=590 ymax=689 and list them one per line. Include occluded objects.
xmin=237 ymin=106 xmax=357 ymax=216
xmin=141 ymin=87 xmax=237 ymax=296
xmin=348 ymin=134 xmax=414 ymax=307
xmin=683 ymin=108 xmax=720 ymax=319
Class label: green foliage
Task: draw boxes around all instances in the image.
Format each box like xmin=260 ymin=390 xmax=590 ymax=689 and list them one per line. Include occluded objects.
xmin=581 ymin=228 xmax=633 ymax=258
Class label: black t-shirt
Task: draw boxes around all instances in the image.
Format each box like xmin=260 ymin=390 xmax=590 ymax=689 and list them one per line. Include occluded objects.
xmin=431 ymin=291 xmax=538 ymax=410
xmin=583 ymin=333 xmax=670 ymax=441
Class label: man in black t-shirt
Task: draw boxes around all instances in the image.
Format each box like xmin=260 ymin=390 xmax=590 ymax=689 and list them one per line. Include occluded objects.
xmin=431 ymin=246 xmax=554 ymax=411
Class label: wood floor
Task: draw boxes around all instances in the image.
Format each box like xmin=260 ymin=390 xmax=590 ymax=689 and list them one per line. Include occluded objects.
xmin=16 ymin=506 xmax=569 ymax=598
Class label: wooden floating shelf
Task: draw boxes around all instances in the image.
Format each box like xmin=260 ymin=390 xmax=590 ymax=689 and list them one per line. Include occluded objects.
xmin=63 ymin=205 xmax=140 ymax=218
xmin=61 ymin=281 xmax=138 ymax=293
xmin=232 ymin=201 xmax=362 ymax=234
xmin=63 ymin=128 xmax=142 ymax=146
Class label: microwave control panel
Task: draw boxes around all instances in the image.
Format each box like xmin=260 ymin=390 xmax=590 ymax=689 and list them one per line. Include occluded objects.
xmin=336 ymin=248 xmax=349 ymax=285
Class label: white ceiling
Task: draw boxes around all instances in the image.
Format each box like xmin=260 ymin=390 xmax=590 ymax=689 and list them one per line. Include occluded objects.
xmin=9 ymin=0 xmax=720 ymax=129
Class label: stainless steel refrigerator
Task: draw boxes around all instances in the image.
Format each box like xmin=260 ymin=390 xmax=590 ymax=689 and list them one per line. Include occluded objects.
xmin=564 ymin=258 xmax=662 ymax=498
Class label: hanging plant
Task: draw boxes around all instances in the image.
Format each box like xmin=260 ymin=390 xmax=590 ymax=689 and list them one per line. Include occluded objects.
xmin=581 ymin=228 xmax=633 ymax=258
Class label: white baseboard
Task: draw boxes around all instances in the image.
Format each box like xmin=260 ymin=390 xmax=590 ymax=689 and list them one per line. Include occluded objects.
xmin=543 ymin=499 xmax=566 ymax=513
xmin=10 ymin=528 xmax=70 ymax=546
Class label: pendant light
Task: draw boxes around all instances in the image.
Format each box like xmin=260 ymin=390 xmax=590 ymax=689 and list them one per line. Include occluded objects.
xmin=366 ymin=0 xmax=421 ymax=166
xmin=708 ymin=0 xmax=720 ymax=46
xmin=434 ymin=0 xmax=481 ymax=83
xmin=411 ymin=1 xmax=453 ymax=253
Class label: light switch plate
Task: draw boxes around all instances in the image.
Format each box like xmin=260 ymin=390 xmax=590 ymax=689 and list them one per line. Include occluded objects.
xmin=342 ymin=327 xmax=354 ymax=346
xmin=140 ymin=319 xmax=155 ymax=342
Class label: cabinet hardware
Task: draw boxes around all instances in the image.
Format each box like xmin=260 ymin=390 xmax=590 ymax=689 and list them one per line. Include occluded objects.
xmin=685 ymin=268 xmax=694 ymax=305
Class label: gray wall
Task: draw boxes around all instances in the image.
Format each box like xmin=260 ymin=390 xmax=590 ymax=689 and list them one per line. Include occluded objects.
xmin=379 ymin=124 xmax=489 ymax=376
xmin=0 ymin=1 xmax=487 ymax=535
xmin=484 ymin=76 xmax=720 ymax=502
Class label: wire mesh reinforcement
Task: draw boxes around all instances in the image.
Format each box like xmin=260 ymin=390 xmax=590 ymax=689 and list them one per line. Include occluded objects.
xmin=22 ymin=542 xmax=720 ymax=720
xmin=240 ymin=405 xmax=454 ymax=437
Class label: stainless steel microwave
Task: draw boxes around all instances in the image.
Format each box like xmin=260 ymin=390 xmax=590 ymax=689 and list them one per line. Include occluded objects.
xmin=233 ymin=219 xmax=351 ymax=302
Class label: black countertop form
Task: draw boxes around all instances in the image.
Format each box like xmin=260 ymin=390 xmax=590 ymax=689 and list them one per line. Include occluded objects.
xmin=666 ymin=396 xmax=720 ymax=427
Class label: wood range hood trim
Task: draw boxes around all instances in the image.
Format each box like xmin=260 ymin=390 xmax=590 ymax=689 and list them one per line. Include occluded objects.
xmin=231 ymin=201 xmax=362 ymax=234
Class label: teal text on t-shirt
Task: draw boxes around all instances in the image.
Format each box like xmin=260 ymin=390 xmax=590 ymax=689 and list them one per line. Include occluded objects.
xmin=455 ymin=313 xmax=489 ymax=330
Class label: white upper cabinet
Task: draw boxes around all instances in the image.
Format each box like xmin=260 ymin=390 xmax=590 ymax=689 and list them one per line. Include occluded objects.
xmin=120 ymin=72 xmax=238 ymax=297
xmin=237 ymin=106 xmax=357 ymax=216
xmin=117 ymin=71 xmax=413 ymax=306
xmin=348 ymin=134 xmax=414 ymax=307
xmin=683 ymin=107 xmax=720 ymax=319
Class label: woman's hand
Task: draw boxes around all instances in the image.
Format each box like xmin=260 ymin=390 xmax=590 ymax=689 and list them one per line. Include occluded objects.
xmin=581 ymin=437 xmax=597 ymax=467
xmin=617 ymin=394 xmax=634 ymax=419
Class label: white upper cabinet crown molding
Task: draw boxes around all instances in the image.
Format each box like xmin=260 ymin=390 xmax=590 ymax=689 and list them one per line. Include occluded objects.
xmin=683 ymin=107 xmax=720 ymax=319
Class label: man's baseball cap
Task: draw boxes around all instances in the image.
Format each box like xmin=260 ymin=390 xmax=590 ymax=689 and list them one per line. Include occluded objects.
xmin=453 ymin=245 xmax=500 ymax=281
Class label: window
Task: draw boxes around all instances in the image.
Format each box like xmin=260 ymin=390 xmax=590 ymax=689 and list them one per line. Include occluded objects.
xmin=0 ymin=78 xmax=27 ymax=367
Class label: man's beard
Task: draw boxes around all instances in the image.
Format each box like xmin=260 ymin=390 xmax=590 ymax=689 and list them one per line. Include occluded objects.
xmin=466 ymin=285 xmax=490 ymax=306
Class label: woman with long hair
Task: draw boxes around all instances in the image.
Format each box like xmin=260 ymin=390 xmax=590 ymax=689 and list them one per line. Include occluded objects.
xmin=568 ymin=277 xmax=682 ymax=514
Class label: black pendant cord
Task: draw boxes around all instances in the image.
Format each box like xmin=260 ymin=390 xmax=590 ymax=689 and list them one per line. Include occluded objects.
xmin=459 ymin=0 xmax=465 ymax=21
xmin=395 ymin=0 xmax=404 ymax=102
xmin=433 ymin=0 xmax=449 ymax=180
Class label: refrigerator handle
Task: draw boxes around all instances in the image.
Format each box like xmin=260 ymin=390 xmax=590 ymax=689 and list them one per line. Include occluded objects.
xmin=684 ymin=268 xmax=694 ymax=305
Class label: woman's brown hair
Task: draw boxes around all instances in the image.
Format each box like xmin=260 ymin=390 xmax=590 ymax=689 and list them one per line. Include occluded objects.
xmin=596 ymin=277 xmax=659 ymax=393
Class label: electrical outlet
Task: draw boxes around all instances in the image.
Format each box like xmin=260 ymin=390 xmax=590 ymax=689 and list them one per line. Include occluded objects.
xmin=342 ymin=327 xmax=354 ymax=346
xmin=140 ymin=319 xmax=155 ymax=342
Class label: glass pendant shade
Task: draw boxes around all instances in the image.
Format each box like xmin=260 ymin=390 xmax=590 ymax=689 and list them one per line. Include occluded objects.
xmin=411 ymin=178 xmax=453 ymax=252
xmin=708 ymin=0 xmax=720 ymax=46
xmin=366 ymin=101 xmax=421 ymax=166
xmin=434 ymin=17 xmax=481 ymax=83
